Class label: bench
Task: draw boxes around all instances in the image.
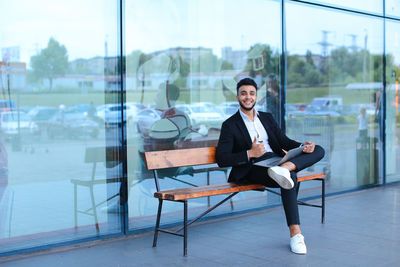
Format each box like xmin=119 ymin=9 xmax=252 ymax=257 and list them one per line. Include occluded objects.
xmin=144 ymin=147 xmax=326 ymax=256
xmin=70 ymin=146 xmax=229 ymax=232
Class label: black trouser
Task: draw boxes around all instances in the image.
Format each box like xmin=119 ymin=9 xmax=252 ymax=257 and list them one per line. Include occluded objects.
xmin=245 ymin=145 xmax=325 ymax=226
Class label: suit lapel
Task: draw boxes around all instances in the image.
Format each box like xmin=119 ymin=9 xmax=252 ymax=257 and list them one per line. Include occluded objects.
xmin=233 ymin=111 xmax=252 ymax=148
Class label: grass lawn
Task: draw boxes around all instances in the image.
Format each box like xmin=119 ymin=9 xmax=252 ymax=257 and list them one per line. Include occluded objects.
xmin=8 ymin=85 xmax=378 ymax=108
xmin=286 ymin=86 xmax=377 ymax=104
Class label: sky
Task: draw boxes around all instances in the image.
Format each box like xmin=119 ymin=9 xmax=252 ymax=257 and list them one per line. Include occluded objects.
xmin=0 ymin=0 xmax=399 ymax=67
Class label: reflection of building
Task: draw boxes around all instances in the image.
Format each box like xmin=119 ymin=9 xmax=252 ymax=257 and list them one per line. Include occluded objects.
xmin=150 ymin=47 xmax=212 ymax=62
xmin=186 ymin=72 xmax=261 ymax=89
xmin=221 ymin=47 xmax=247 ymax=71
xmin=69 ymin=56 xmax=118 ymax=75
xmin=0 ymin=62 xmax=26 ymax=90
xmin=42 ymin=74 xmax=122 ymax=91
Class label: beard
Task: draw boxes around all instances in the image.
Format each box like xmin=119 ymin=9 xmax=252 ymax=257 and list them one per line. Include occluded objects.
xmin=239 ymin=101 xmax=256 ymax=111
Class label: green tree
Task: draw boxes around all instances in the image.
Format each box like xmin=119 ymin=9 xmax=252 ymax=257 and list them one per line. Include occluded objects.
xmin=30 ymin=37 xmax=68 ymax=90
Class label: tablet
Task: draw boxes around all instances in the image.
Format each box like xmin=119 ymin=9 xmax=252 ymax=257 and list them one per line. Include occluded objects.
xmin=254 ymin=145 xmax=304 ymax=167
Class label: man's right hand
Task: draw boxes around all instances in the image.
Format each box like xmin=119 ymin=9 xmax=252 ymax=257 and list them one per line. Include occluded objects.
xmin=248 ymin=137 xmax=265 ymax=158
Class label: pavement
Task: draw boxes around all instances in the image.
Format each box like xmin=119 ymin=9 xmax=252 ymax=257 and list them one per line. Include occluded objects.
xmin=0 ymin=182 xmax=399 ymax=266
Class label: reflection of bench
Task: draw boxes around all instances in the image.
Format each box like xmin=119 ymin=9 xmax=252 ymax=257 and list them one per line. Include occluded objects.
xmin=0 ymin=188 xmax=14 ymax=238
xmin=145 ymin=147 xmax=326 ymax=256
xmin=71 ymin=147 xmax=121 ymax=232
xmin=71 ymin=146 xmax=227 ymax=232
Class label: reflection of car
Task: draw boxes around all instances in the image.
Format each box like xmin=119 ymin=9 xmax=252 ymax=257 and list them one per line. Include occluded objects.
xmin=304 ymin=105 xmax=340 ymax=117
xmin=175 ymin=103 xmax=224 ymax=127
xmin=96 ymin=104 xmax=139 ymax=126
xmin=136 ymin=108 xmax=162 ymax=136
xmin=47 ymin=111 xmax=99 ymax=139
xmin=306 ymin=97 xmax=342 ymax=116
xmin=127 ymin=102 xmax=147 ymax=111
xmin=218 ymin=102 xmax=239 ymax=118
xmin=27 ymin=106 xmax=58 ymax=132
xmin=0 ymin=111 xmax=40 ymax=139
xmin=0 ymin=100 xmax=15 ymax=112
xmin=340 ymin=103 xmax=375 ymax=116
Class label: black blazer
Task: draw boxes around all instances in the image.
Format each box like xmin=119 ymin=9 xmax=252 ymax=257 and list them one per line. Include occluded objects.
xmin=216 ymin=111 xmax=301 ymax=183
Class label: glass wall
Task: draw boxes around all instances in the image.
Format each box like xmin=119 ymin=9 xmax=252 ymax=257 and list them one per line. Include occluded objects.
xmin=0 ymin=0 xmax=122 ymax=254
xmin=0 ymin=0 xmax=399 ymax=257
xmin=285 ymin=2 xmax=384 ymax=192
xmin=300 ymin=0 xmax=383 ymax=15
xmin=386 ymin=0 xmax=400 ymax=18
xmin=124 ymin=0 xmax=282 ymax=231
xmin=385 ymin=19 xmax=400 ymax=183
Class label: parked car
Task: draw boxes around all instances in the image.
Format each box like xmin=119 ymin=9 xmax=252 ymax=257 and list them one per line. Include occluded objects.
xmin=136 ymin=108 xmax=162 ymax=136
xmin=218 ymin=102 xmax=239 ymax=119
xmin=0 ymin=111 xmax=40 ymax=139
xmin=305 ymin=97 xmax=343 ymax=116
xmin=46 ymin=111 xmax=100 ymax=139
xmin=0 ymin=100 xmax=15 ymax=112
xmin=96 ymin=103 xmax=139 ymax=126
xmin=175 ymin=103 xmax=224 ymax=127
xmin=27 ymin=106 xmax=58 ymax=133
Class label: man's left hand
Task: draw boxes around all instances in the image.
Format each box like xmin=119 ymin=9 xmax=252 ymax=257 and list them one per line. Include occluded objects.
xmin=302 ymin=141 xmax=315 ymax=153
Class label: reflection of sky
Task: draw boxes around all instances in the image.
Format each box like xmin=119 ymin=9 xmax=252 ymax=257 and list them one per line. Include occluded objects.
xmin=0 ymin=0 xmax=398 ymax=65
xmin=304 ymin=0 xmax=382 ymax=15
xmin=125 ymin=0 xmax=281 ymax=56
xmin=0 ymin=0 xmax=117 ymax=64
xmin=386 ymin=20 xmax=400 ymax=64
xmin=286 ymin=2 xmax=384 ymax=56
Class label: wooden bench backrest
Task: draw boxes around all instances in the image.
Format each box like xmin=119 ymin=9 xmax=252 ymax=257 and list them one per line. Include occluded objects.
xmin=144 ymin=147 xmax=216 ymax=170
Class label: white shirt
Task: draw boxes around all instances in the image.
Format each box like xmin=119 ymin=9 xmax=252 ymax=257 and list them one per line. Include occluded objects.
xmin=239 ymin=108 xmax=273 ymax=153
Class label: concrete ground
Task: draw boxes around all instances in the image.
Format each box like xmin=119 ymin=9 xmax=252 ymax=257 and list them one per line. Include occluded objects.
xmin=1 ymin=182 xmax=399 ymax=267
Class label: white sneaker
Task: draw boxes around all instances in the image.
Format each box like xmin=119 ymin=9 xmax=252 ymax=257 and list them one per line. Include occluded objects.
xmin=290 ymin=233 xmax=307 ymax=254
xmin=267 ymin=166 xmax=294 ymax=189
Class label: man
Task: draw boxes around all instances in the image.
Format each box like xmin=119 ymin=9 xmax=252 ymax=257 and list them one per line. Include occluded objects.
xmin=216 ymin=78 xmax=324 ymax=254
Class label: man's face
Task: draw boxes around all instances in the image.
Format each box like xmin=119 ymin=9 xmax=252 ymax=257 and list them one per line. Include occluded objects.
xmin=237 ymin=85 xmax=257 ymax=111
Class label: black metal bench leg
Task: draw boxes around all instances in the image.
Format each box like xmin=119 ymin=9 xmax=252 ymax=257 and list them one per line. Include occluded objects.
xmin=183 ymin=200 xmax=188 ymax=256
xmin=207 ymin=171 xmax=210 ymax=207
xmin=296 ymin=181 xmax=301 ymax=197
xmin=321 ymin=179 xmax=325 ymax=224
xmin=153 ymin=199 xmax=163 ymax=247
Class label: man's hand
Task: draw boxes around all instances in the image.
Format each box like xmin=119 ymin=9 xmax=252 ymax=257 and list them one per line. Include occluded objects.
xmin=302 ymin=141 xmax=315 ymax=153
xmin=248 ymin=137 xmax=265 ymax=158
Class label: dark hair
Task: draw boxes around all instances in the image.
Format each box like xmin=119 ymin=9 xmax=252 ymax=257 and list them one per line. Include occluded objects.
xmin=236 ymin=78 xmax=257 ymax=94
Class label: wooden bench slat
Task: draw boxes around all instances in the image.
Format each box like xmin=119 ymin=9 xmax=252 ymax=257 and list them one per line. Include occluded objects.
xmin=145 ymin=147 xmax=216 ymax=170
xmin=154 ymin=183 xmax=265 ymax=201
xmin=155 ymin=183 xmax=242 ymax=194
xmin=153 ymin=172 xmax=326 ymax=201
xmin=298 ymin=173 xmax=326 ymax=182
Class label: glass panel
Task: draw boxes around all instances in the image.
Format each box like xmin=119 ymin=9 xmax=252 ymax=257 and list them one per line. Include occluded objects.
xmin=385 ymin=20 xmax=400 ymax=182
xmin=125 ymin=0 xmax=281 ymax=231
xmin=285 ymin=2 xmax=384 ymax=192
xmin=386 ymin=0 xmax=400 ymax=18
xmin=301 ymin=0 xmax=383 ymax=15
xmin=0 ymin=0 xmax=122 ymax=254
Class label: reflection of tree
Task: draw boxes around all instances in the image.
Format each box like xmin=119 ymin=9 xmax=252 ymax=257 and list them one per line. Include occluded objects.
xmin=191 ymin=52 xmax=222 ymax=74
xmin=287 ymin=47 xmax=388 ymax=87
xmin=287 ymin=52 xmax=322 ymax=86
xmin=30 ymin=38 xmax=68 ymax=90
